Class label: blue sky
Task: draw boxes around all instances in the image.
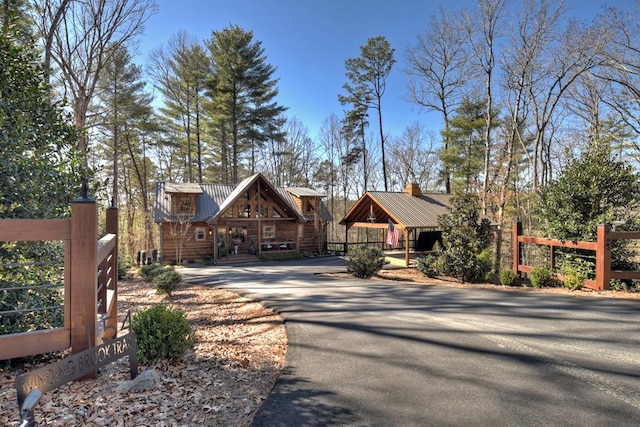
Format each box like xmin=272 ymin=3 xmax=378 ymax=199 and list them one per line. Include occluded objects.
xmin=137 ymin=0 xmax=634 ymax=141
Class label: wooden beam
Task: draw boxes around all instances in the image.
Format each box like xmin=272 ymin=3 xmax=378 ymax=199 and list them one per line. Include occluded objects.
xmin=405 ymin=230 xmax=411 ymax=267
xmin=350 ymin=222 xmax=395 ymax=229
xmin=0 ymin=219 xmax=70 ymax=241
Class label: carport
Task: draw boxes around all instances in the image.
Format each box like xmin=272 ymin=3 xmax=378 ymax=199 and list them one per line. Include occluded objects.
xmin=339 ymin=183 xmax=452 ymax=267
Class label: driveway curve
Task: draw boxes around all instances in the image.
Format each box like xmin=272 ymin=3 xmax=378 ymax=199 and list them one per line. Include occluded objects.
xmin=182 ymin=257 xmax=640 ymax=427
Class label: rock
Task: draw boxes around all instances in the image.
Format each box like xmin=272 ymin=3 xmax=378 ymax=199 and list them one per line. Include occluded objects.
xmin=116 ymin=369 xmax=159 ymax=393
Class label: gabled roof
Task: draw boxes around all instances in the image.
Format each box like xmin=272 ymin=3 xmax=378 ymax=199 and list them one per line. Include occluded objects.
xmin=209 ymin=173 xmax=303 ymax=223
xmin=340 ymin=191 xmax=452 ymax=230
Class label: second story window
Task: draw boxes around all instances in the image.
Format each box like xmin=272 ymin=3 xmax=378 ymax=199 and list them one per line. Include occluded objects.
xmin=173 ymin=194 xmax=197 ymax=216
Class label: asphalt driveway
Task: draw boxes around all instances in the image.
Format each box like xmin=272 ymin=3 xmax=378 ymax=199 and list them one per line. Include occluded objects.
xmin=182 ymin=257 xmax=640 ymax=427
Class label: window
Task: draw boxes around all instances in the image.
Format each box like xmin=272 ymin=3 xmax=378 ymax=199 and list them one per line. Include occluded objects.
xmin=263 ymin=225 xmax=275 ymax=239
xmin=306 ymin=200 xmax=315 ymax=212
xmin=260 ymin=205 xmax=268 ymax=218
xmin=195 ymin=227 xmax=206 ymax=241
xmin=238 ymin=205 xmax=251 ymax=218
xmin=173 ymin=194 xmax=196 ymax=216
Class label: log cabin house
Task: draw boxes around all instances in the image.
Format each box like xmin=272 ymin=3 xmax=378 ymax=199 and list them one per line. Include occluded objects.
xmin=154 ymin=173 xmax=332 ymax=264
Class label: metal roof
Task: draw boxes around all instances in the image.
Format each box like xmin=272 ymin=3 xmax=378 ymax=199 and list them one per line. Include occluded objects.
xmin=278 ymin=189 xmax=333 ymax=222
xmin=155 ymin=182 xmax=234 ymax=222
xmin=154 ymin=174 xmax=329 ymax=223
xmin=340 ymin=191 xmax=452 ymax=230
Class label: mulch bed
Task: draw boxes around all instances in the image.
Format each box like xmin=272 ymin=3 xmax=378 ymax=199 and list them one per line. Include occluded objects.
xmin=0 ymin=278 xmax=287 ymax=426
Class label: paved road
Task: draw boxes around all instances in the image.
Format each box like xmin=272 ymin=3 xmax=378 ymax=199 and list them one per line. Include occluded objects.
xmin=183 ymin=257 xmax=640 ymax=427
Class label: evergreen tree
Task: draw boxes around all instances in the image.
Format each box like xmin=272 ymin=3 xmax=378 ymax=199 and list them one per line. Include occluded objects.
xmin=435 ymin=193 xmax=493 ymax=283
xmin=206 ymin=24 xmax=286 ymax=184
xmin=149 ymin=31 xmax=210 ymax=183
xmin=0 ymin=32 xmax=82 ymax=218
xmin=94 ymin=44 xmax=156 ymax=255
xmin=340 ymin=36 xmax=395 ymax=191
xmin=439 ymin=98 xmax=487 ymax=193
xmin=0 ymin=29 xmax=85 ymax=336
xmin=537 ymin=145 xmax=640 ymax=241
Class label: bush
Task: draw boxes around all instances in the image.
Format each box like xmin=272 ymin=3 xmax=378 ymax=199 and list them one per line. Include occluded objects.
xmin=131 ymin=304 xmax=193 ymax=364
xmin=529 ymin=267 xmax=559 ymax=288
xmin=416 ymin=254 xmax=438 ymax=278
xmin=435 ymin=193 xmax=493 ymax=283
xmin=499 ymin=269 xmax=521 ymax=287
xmin=153 ymin=269 xmax=182 ymax=296
xmin=259 ymin=252 xmax=304 ymax=262
xmin=344 ymin=246 xmax=386 ymax=279
xmin=140 ymin=263 xmax=166 ymax=280
xmin=558 ymin=256 xmax=591 ymax=291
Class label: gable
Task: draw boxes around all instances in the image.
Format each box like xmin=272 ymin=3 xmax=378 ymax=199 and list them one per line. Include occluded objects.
xmin=209 ymin=173 xmax=303 ymax=223
xmin=340 ymin=191 xmax=452 ymax=229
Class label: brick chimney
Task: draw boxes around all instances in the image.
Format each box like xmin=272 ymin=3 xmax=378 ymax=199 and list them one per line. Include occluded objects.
xmin=404 ymin=183 xmax=421 ymax=197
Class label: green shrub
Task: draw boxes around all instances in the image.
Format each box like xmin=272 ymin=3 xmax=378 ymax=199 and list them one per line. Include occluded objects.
xmin=344 ymin=246 xmax=386 ymax=279
xmin=153 ymin=269 xmax=182 ymax=296
xmin=140 ymin=263 xmax=166 ymax=280
xmin=558 ymin=257 xmax=591 ymax=291
xmin=529 ymin=267 xmax=559 ymax=288
xmin=131 ymin=304 xmax=193 ymax=364
xmin=259 ymin=252 xmax=304 ymax=262
xmin=499 ymin=269 xmax=521 ymax=287
xmin=416 ymin=254 xmax=438 ymax=278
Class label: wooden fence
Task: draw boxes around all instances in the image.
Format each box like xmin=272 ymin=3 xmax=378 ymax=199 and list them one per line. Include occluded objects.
xmin=513 ymin=221 xmax=640 ymax=290
xmin=0 ymin=195 xmax=118 ymax=361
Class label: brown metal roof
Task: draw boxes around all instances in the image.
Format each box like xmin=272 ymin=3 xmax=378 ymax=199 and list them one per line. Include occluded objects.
xmin=340 ymin=191 xmax=452 ymax=230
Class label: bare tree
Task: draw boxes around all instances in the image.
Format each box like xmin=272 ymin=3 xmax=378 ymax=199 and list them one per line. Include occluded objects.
xmin=497 ymin=0 xmax=567 ymax=223
xmin=464 ymin=0 xmax=506 ymax=213
xmin=388 ymin=122 xmax=441 ymax=192
xmin=34 ymin=0 xmax=157 ymax=156
xmin=405 ymin=5 xmax=473 ymax=194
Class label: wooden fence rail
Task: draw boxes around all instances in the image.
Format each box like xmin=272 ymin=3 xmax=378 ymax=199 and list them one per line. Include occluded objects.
xmin=513 ymin=221 xmax=640 ymax=291
xmin=0 ymin=195 xmax=118 ymax=361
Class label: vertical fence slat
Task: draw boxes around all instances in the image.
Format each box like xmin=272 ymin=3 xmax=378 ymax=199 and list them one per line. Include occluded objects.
xmin=513 ymin=221 xmax=521 ymax=274
xmin=595 ymin=224 xmax=611 ymax=291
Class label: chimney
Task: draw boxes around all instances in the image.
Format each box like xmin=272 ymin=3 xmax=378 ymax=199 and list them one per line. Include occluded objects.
xmin=404 ymin=183 xmax=421 ymax=197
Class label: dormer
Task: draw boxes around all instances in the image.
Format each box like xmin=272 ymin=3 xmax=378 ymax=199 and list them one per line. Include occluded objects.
xmin=284 ymin=187 xmax=325 ymax=219
xmin=164 ymin=183 xmax=203 ymax=218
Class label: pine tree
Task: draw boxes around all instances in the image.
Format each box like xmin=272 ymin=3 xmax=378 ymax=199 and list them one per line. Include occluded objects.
xmin=206 ymin=24 xmax=286 ymax=184
xmin=340 ymin=36 xmax=395 ymax=191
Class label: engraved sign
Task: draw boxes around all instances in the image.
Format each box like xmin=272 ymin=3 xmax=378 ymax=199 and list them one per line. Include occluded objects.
xmin=15 ymin=333 xmax=137 ymax=409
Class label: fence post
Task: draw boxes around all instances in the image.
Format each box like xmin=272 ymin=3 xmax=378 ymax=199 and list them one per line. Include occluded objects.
xmin=513 ymin=220 xmax=522 ymax=274
xmin=595 ymin=223 xmax=611 ymax=291
xmin=105 ymin=202 xmax=118 ymax=339
xmin=70 ymin=188 xmax=98 ymax=365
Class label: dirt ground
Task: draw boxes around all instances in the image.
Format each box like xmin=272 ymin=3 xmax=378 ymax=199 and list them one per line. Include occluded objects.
xmin=1 ymin=265 xmax=637 ymax=426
